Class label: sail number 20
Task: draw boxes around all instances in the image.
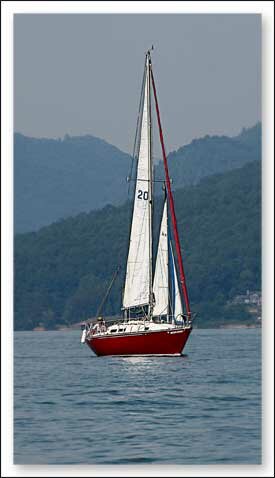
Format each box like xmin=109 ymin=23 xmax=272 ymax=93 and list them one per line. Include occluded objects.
xmin=137 ymin=190 xmax=148 ymax=200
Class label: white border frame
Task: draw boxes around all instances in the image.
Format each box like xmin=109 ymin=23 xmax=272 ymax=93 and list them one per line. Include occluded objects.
xmin=1 ymin=1 xmax=274 ymax=477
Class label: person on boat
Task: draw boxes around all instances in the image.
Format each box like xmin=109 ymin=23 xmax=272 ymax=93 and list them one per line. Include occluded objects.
xmin=101 ymin=318 xmax=107 ymax=333
xmin=182 ymin=314 xmax=187 ymax=326
xmin=92 ymin=322 xmax=100 ymax=334
xmin=95 ymin=316 xmax=106 ymax=333
xmin=175 ymin=314 xmax=187 ymax=326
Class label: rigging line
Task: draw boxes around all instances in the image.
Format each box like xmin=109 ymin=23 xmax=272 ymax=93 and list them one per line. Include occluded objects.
xmin=159 ymin=234 xmax=173 ymax=320
xmin=127 ymin=178 xmax=166 ymax=183
xmin=168 ymin=218 xmax=182 ymax=316
xmin=153 ymin=201 xmax=169 ymax=317
xmin=96 ymin=266 xmax=121 ymax=317
xmin=155 ymin=249 xmax=169 ymax=317
xmin=153 ymin=192 xmax=171 ymax=318
xmin=147 ymin=53 xmax=154 ymax=317
xmin=127 ymin=57 xmax=147 ymax=198
xmin=166 ymin=255 xmax=172 ymax=316
xmin=150 ymin=66 xmax=191 ymax=318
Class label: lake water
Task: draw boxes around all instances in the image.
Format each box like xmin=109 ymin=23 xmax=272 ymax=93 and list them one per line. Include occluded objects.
xmin=14 ymin=328 xmax=261 ymax=464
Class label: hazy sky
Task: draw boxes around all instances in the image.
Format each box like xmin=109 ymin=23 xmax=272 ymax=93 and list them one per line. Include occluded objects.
xmin=14 ymin=14 xmax=261 ymax=154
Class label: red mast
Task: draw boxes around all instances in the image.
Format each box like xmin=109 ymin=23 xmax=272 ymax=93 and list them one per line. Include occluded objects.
xmin=150 ymin=65 xmax=191 ymax=319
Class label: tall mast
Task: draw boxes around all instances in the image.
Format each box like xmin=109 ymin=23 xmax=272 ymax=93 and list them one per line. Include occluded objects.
xmin=147 ymin=51 xmax=154 ymax=319
xmin=150 ymin=65 xmax=192 ymax=319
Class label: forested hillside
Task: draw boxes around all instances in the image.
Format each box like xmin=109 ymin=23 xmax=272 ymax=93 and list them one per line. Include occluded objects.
xmin=14 ymin=161 xmax=261 ymax=330
xmin=156 ymin=123 xmax=261 ymax=189
xmin=14 ymin=133 xmax=131 ymax=232
xmin=14 ymin=123 xmax=261 ymax=232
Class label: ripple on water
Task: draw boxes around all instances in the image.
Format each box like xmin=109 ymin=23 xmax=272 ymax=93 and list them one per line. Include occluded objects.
xmin=14 ymin=329 xmax=261 ymax=464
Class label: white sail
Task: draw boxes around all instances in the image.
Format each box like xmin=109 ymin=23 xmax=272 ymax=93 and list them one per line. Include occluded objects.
xmin=123 ymin=58 xmax=152 ymax=309
xmin=169 ymin=241 xmax=184 ymax=319
xmin=153 ymin=200 xmax=169 ymax=316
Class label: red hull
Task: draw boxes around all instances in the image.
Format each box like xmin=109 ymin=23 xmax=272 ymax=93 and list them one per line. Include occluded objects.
xmin=86 ymin=327 xmax=192 ymax=356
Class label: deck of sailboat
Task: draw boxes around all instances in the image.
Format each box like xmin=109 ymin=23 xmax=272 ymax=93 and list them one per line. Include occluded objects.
xmin=86 ymin=321 xmax=192 ymax=356
xmin=87 ymin=318 xmax=191 ymax=338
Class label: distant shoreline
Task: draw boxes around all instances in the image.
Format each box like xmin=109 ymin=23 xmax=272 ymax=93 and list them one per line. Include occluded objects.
xmin=17 ymin=323 xmax=261 ymax=332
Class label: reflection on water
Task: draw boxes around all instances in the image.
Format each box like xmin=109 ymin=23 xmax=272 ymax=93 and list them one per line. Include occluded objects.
xmin=120 ymin=355 xmax=153 ymax=365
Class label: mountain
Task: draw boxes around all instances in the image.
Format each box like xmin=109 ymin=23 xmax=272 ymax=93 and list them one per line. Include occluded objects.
xmin=14 ymin=133 xmax=131 ymax=232
xmin=14 ymin=160 xmax=261 ymax=330
xmin=155 ymin=122 xmax=261 ymax=190
xmin=14 ymin=123 xmax=261 ymax=233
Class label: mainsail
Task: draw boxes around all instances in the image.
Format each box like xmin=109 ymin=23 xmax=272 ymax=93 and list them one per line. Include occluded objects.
xmin=123 ymin=56 xmax=152 ymax=310
xmin=153 ymin=199 xmax=169 ymax=317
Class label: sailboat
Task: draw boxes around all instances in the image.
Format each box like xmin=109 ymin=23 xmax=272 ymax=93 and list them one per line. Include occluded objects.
xmin=81 ymin=50 xmax=192 ymax=356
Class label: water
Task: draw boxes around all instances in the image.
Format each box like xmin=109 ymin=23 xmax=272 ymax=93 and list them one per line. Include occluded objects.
xmin=14 ymin=328 xmax=261 ymax=464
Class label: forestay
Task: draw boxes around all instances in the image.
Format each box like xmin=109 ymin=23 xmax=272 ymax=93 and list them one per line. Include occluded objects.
xmin=123 ymin=60 xmax=152 ymax=309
